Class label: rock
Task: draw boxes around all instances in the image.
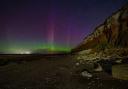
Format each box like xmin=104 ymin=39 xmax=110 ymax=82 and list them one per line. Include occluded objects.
xmin=75 ymin=62 xmax=80 ymax=66
xmin=94 ymin=63 xmax=103 ymax=72
xmin=81 ymin=70 xmax=93 ymax=78
xmin=98 ymin=60 xmax=112 ymax=74
xmin=112 ymin=64 xmax=128 ymax=80
xmin=115 ymin=59 xmax=122 ymax=64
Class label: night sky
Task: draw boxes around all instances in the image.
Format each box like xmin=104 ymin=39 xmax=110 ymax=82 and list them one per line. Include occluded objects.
xmin=0 ymin=0 xmax=127 ymax=54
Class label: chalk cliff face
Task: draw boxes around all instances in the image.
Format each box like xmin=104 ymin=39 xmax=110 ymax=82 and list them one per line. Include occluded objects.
xmin=72 ymin=4 xmax=128 ymax=53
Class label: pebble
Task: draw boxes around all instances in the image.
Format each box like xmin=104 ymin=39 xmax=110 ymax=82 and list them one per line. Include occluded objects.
xmin=76 ymin=62 xmax=80 ymax=66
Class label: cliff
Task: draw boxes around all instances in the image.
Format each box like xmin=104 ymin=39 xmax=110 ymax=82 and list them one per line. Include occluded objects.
xmin=72 ymin=4 xmax=128 ymax=56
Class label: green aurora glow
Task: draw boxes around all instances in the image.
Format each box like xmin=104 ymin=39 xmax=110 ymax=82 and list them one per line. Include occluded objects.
xmin=0 ymin=42 xmax=71 ymax=53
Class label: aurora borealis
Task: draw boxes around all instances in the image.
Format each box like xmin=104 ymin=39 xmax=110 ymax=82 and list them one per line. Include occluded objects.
xmin=0 ymin=0 xmax=127 ymax=54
